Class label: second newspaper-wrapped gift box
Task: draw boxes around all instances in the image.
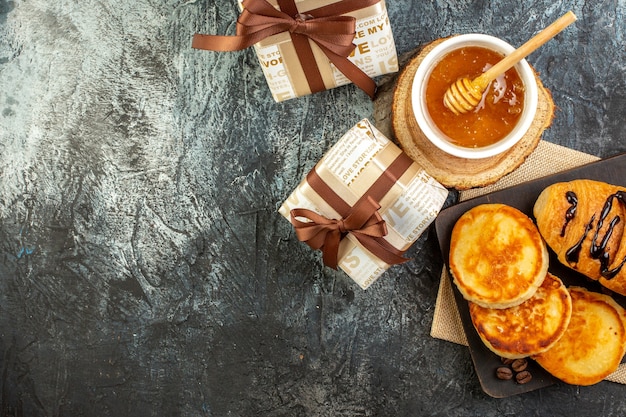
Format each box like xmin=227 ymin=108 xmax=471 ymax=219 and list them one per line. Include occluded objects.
xmin=279 ymin=120 xmax=449 ymax=289
xmin=192 ymin=0 xmax=398 ymax=101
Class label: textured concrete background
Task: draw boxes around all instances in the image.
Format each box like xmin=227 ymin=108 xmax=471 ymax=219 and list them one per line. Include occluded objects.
xmin=0 ymin=0 xmax=625 ymax=416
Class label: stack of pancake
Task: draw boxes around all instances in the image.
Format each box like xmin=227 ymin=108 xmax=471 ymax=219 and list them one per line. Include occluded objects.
xmin=449 ymin=185 xmax=626 ymax=385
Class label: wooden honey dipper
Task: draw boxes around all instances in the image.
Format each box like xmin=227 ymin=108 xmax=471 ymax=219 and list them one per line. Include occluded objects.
xmin=443 ymin=11 xmax=577 ymax=115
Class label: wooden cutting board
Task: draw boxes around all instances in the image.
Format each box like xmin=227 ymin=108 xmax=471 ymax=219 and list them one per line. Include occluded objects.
xmin=390 ymin=38 xmax=555 ymax=190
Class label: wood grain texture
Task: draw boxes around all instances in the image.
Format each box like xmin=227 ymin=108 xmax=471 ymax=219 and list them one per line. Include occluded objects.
xmin=0 ymin=0 xmax=625 ymax=416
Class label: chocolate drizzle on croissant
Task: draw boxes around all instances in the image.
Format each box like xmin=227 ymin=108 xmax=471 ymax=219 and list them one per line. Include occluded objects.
xmin=564 ymin=191 xmax=626 ymax=280
xmin=561 ymin=191 xmax=578 ymax=237
xmin=565 ymin=212 xmax=594 ymax=264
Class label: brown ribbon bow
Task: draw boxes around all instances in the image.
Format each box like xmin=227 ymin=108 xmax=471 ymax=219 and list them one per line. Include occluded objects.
xmin=290 ymin=196 xmax=406 ymax=270
xmin=192 ymin=0 xmax=378 ymax=98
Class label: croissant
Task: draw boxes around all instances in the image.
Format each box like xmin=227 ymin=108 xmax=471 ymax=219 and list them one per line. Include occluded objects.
xmin=533 ymin=179 xmax=626 ymax=295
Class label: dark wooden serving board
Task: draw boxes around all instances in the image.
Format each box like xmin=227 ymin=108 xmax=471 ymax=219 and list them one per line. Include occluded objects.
xmin=435 ymin=152 xmax=626 ymax=398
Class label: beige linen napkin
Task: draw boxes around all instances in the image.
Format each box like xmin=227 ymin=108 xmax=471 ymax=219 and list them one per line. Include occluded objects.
xmin=430 ymin=140 xmax=626 ymax=384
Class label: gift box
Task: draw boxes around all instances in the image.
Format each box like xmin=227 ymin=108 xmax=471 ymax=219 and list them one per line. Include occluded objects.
xmin=279 ymin=120 xmax=449 ymax=289
xmin=192 ymin=0 xmax=399 ymax=102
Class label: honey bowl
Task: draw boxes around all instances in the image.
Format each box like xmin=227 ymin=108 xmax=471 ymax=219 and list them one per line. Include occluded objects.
xmin=411 ymin=34 xmax=539 ymax=159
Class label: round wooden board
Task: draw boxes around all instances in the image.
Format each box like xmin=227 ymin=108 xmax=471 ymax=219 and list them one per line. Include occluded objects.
xmin=388 ymin=39 xmax=555 ymax=190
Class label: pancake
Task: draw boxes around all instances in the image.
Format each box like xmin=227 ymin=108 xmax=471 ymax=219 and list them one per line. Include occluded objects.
xmin=533 ymin=287 xmax=626 ymax=386
xmin=449 ymin=203 xmax=549 ymax=308
xmin=469 ymin=273 xmax=572 ymax=359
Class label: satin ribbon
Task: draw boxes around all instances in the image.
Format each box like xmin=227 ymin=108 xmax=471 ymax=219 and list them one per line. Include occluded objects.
xmin=291 ymin=196 xmax=388 ymax=269
xmin=192 ymin=0 xmax=378 ymax=98
xmin=290 ymin=151 xmax=414 ymax=269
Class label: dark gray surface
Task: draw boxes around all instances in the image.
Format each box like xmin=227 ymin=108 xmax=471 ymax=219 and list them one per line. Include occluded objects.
xmin=0 ymin=0 xmax=625 ymax=416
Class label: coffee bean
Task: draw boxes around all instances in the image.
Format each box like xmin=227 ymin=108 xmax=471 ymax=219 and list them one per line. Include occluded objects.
xmin=500 ymin=357 xmax=515 ymax=365
xmin=496 ymin=366 xmax=513 ymax=380
xmin=516 ymin=370 xmax=532 ymax=384
xmin=511 ymin=358 xmax=528 ymax=373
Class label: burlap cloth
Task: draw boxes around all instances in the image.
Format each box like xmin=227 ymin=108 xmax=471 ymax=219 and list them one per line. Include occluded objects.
xmin=430 ymin=140 xmax=626 ymax=384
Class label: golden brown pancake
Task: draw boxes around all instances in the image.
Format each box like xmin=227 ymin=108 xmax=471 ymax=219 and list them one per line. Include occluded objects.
xmin=533 ymin=287 xmax=626 ymax=386
xmin=469 ymin=273 xmax=572 ymax=359
xmin=449 ymin=204 xmax=549 ymax=308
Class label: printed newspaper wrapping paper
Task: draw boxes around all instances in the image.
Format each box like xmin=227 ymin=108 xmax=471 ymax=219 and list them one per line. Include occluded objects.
xmin=192 ymin=0 xmax=398 ymax=102
xmin=279 ymin=119 xmax=449 ymax=289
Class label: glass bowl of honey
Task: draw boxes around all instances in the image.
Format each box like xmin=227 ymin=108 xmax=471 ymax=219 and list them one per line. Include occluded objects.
xmin=411 ymin=34 xmax=539 ymax=159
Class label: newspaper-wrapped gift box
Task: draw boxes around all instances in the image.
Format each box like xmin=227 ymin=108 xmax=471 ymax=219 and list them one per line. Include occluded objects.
xmin=192 ymin=0 xmax=398 ymax=102
xmin=251 ymin=0 xmax=398 ymax=101
xmin=279 ymin=120 xmax=449 ymax=289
